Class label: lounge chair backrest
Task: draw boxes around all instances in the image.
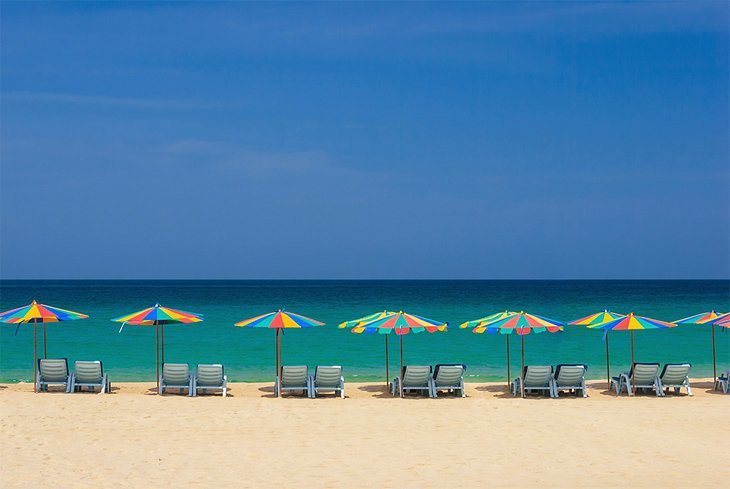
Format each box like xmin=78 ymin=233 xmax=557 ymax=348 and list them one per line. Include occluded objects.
xmin=74 ymin=361 xmax=103 ymax=383
xmin=39 ymin=359 xmax=69 ymax=382
xmin=555 ymin=365 xmax=586 ymax=386
xmin=630 ymin=363 xmax=659 ymax=384
xmin=281 ymin=366 xmax=308 ymax=387
xmin=314 ymin=366 xmax=342 ymax=387
xmin=434 ymin=365 xmax=464 ymax=386
xmin=162 ymin=363 xmax=190 ymax=384
xmin=196 ymin=364 xmax=224 ymax=386
xmin=523 ymin=365 xmax=552 ymax=388
xmin=402 ymin=365 xmax=431 ymax=387
xmin=659 ymin=363 xmax=691 ymax=384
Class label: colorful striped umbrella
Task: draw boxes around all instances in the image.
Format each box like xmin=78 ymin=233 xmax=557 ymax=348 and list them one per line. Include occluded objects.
xmin=568 ymin=310 xmax=626 ymax=388
xmin=0 ymin=300 xmax=89 ymax=392
xmin=472 ymin=311 xmax=563 ymax=396
xmin=674 ymin=311 xmax=727 ymax=380
xmin=352 ymin=311 xmax=447 ymax=397
xmin=587 ymin=313 xmax=676 ymax=380
xmin=459 ymin=311 xmax=515 ymax=330
xmin=340 ymin=311 xmax=395 ymax=388
xmin=715 ymin=314 xmax=730 ymax=326
xmin=112 ymin=304 xmax=203 ymax=390
xmin=235 ymin=310 xmax=325 ymax=397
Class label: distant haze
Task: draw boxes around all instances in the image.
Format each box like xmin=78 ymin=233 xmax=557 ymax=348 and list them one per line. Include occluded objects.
xmin=1 ymin=1 xmax=728 ymax=279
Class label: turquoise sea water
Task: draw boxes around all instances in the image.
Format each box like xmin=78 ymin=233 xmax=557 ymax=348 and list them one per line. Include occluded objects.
xmin=0 ymin=280 xmax=728 ymax=383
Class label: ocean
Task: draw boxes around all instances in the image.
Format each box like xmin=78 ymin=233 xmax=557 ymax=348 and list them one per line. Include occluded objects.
xmin=1 ymin=280 xmax=728 ymax=383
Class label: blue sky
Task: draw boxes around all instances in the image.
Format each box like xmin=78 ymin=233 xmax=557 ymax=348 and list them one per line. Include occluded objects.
xmin=1 ymin=1 xmax=728 ymax=279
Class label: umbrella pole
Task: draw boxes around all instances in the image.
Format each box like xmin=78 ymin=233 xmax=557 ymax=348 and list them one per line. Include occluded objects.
xmin=43 ymin=323 xmax=47 ymax=359
xmin=33 ymin=319 xmax=38 ymax=393
xmin=275 ymin=329 xmax=280 ymax=397
xmin=506 ymin=335 xmax=511 ymax=390
xmin=399 ymin=333 xmax=404 ymax=398
xmin=384 ymin=335 xmax=389 ymax=391
xmin=520 ymin=335 xmax=525 ymax=398
xmin=161 ymin=323 xmax=165 ymax=367
xmin=605 ymin=331 xmax=611 ymax=390
xmin=712 ymin=324 xmax=717 ymax=382
xmin=155 ymin=322 xmax=160 ymax=391
xmin=630 ymin=330 xmax=635 ymax=367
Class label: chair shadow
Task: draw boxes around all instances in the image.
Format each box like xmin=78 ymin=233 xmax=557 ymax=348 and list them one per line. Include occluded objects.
xmin=257 ymin=385 xmax=310 ymax=399
xmin=473 ymin=384 xmax=513 ymax=399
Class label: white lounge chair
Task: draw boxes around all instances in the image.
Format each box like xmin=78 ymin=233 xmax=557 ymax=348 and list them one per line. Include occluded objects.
xmin=551 ymin=364 xmax=588 ymax=398
xmin=275 ymin=366 xmax=309 ymax=398
xmin=610 ymin=362 xmax=660 ymax=396
xmin=390 ymin=365 xmax=432 ymax=397
xmin=429 ymin=364 xmax=466 ymax=398
xmin=71 ymin=360 xmax=111 ymax=393
xmin=657 ymin=363 xmax=692 ymax=396
xmin=193 ymin=364 xmax=227 ymax=397
xmin=36 ymin=358 xmax=73 ymax=393
xmin=512 ymin=365 xmax=554 ymax=398
xmin=159 ymin=363 xmax=194 ymax=396
xmin=309 ymin=366 xmax=345 ymax=398
xmin=715 ymin=371 xmax=730 ymax=394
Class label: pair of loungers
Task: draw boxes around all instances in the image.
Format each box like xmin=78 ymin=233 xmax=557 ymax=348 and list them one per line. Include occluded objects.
xmin=389 ymin=364 xmax=466 ymax=398
xmin=610 ymin=362 xmax=693 ymax=397
xmin=36 ymin=358 xmax=111 ymax=393
xmin=159 ymin=363 xmax=228 ymax=397
xmin=275 ymin=365 xmax=345 ymax=398
xmin=511 ymin=364 xmax=588 ymax=398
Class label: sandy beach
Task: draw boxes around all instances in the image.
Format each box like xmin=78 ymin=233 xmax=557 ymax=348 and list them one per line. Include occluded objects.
xmin=0 ymin=380 xmax=727 ymax=488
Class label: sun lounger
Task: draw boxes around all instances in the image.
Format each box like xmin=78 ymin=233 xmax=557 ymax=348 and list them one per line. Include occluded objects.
xmin=275 ymin=366 xmax=309 ymax=398
xmin=551 ymin=364 xmax=588 ymax=398
xmin=390 ymin=365 xmax=432 ymax=397
xmin=159 ymin=363 xmax=194 ymax=396
xmin=430 ymin=364 xmax=466 ymax=398
xmin=193 ymin=364 xmax=227 ymax=397
xmin=610 ymin=362 xmax=660 ymax=396
xmin=657 ymin=363 xmax=692 ymax=396
xmin=309 ymin=365 xmax=345 ymax=398
xmin=71 ymin=360 xmax=111 ymax=393
xmin=714 ymin=371 xmax=730 ymax=394
xmin=512 ymin=365 xmax=554 ymax=397
xmin=36 ymin=358 xmax=73 ymax=393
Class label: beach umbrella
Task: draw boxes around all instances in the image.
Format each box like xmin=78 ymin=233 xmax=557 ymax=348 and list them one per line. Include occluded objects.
xmin=568 ymin=310 xmax=626 ymax=389
xmin=0 ymin=300 xmax=89 ymax=392
xmin=587 ymin=313 xmax=676 ymax=391
xmin=674 ymin=311 xmax=727 ymax=380
xmin=235 ymin=309 xmax=325 ymax=396
xmin=461 ymin=311 xmax=516 ymax=387
xmin=339 ymin=311 xmax=395 ymax=388
xmin=351 ymin=311 xmax=447 ymax=397
xmin=471 ymin=311 xmax=563 ymax=397
xmin=112 ymin=304 xmax=203 ymax=390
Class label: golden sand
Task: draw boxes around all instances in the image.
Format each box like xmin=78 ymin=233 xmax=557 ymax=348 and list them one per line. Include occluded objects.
xmin=1 ymin=380 xmax=727 ymax=488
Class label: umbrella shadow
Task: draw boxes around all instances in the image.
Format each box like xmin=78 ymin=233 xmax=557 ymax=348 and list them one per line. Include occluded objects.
xmin=473 ymin=384 xmax=513 ymax=399
xmin=357 ymin=384 xmax=393 ymax=399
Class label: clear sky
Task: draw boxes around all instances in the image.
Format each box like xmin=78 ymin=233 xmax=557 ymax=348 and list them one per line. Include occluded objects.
xmin=1 ymin=1 xmax=728 ymax=279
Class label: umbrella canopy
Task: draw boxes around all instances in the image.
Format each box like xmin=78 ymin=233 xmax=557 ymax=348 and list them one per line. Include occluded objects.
xmin=716 ymin=314 xmax=730 ymax=327
xmin=568 ymin=310 xmax=625 ymax=326
xmin=472 ymin=311 xmax=563 ymax=397
xmin=674 ymin=310 xmax=727 ymax=380
xmin=460 ymin=311 xmax=515 ymax=329
xmin=352 ymin=311 xmax=447 ymax=397
xmin=0 ymin=300 xmax=89 ymax=392
xmin=339 ymin=311 xmax=395 ymax=388
xmin=568 ymin=310 xmax=626 ymax=389
xmin=112 ymin=303 xmax=203 ymax=391
xmin=588 ymin=312 xmax=676 ymax=380
xmin=235 ymin=310 xmax=325 ymax=397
